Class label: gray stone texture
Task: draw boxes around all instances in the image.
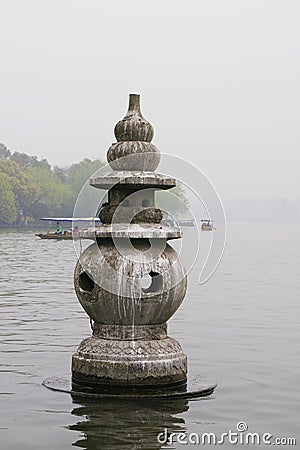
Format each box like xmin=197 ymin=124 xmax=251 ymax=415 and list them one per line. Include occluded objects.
xmin=90 ymin=172 xmax=176 ymax=190
xmin=80 ymin=223 xmax=182 ymax=240
xmin=114 ymin=93 xmax=154 ymax=142
xmin=107 ymin=142 xmax=160 ymax=171
xmin=72 ymin=335 xmax=187 ymax=386
xmin=99 ymin=204 xmax=163 ymax=224
xmin=91 ymin=323 xmax=168 ymax=340
xmin=74 ymin=240 xmax=187 ymax=326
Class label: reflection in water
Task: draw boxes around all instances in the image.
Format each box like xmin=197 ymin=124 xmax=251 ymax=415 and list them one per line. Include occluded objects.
xmin=69 ymin=398 xmax=188 ymax=449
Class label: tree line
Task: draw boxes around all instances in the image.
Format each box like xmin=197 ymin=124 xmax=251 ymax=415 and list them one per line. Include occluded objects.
xmin=0 ymin=143 xmax=189 ymax=226
xmin=0 ymin=143 xmax=104 ymax=226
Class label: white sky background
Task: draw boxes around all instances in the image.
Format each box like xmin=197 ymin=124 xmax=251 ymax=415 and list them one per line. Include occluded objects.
xmin=0 ymin=0 xmax=299 ymax=200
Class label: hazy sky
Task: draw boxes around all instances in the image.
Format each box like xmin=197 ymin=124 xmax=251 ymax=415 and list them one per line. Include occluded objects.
xmin=0 ymin=0 xmax=299 ymax=200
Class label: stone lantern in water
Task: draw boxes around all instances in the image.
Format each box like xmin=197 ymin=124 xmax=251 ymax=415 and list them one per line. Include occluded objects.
xmin=49 ymin=93 xmax=215 ymax=399
xmin=71 ymin=94 xmax=188 ymax=392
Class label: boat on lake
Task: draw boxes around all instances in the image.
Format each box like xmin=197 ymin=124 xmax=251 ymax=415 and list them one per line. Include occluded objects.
xmin=201 ymin=219 xmax=214 ymax=231
xmin=35 ymin=231 xmax=77 ymax=240
xmin=35 ymin=217 xmax=101 ymax=240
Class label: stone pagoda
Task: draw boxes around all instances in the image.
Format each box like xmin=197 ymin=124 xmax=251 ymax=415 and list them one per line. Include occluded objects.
xmin=72 ymin=94 xmax=188 ymax=392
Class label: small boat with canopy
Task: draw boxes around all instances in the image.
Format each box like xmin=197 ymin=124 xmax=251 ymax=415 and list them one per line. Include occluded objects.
xmin=35 ymin=217 xmax=101 ymax=240
xmin=201 ymin=219 xmax=214 ymax=231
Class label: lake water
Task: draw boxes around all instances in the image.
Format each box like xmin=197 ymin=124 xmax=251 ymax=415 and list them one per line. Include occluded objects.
xmin=0 ymin=223 xmax=299 ymax=449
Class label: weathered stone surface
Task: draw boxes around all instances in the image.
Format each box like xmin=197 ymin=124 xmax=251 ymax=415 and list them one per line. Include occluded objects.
xmin=80 ymin=223 xmax=182 ymax=240
xmin=99 ymin=204 xmax=163 ymax=224
xmin=114 ymin=94 xmax=154 ymax=142
xmin=74 ymin=240 xmax=187 ymax=326
xmin=107 ymin=142 xmax=160 ymax=171
xmin=90 ymin=171 xmax=176 ymax=190
xmin=72 ymin=335 xmax=187 ymax=386
xmin=91 ymin=323 xmax=167 ymax=340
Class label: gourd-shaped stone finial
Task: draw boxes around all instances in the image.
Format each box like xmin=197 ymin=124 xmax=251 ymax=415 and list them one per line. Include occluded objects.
xmin=114 ymin=94 xmax=154 ymax=142
xmin=107 ymin=94 xmax=160 ymax=171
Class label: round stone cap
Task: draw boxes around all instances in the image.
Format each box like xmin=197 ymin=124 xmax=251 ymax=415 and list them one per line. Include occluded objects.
xmin=90 ymin=171 xmax=176 ymax=190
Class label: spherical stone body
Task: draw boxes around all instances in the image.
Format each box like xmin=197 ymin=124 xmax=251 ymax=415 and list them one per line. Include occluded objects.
xmin=74 ymin=239 xmax=187 ymax=326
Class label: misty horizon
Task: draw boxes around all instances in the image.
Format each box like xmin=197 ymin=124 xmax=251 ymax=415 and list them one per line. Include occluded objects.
xmin=1 ymin=0 xmax=299 ymax=203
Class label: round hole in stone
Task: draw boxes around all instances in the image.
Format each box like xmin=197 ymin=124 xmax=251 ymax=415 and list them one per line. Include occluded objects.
xmin=139 ymin=271 xmax=163 ymax=293
xmin=130 ymin=239 xmax=151 ymax=252
xmin=79 ymin=272 xmax=95 ymax=293
xmin=139 ymin=274 xmax=152 ymax=290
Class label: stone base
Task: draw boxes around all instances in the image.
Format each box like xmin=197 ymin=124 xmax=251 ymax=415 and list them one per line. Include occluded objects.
xmin=43 ymin=375 xmax=216 ymax=400
xmin=72 ymin=334 xmax=187 ymax=389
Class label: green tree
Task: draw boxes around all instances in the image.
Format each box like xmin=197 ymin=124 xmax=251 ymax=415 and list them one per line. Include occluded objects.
xmin=0 ymin=159 xmax=37 ymax=223
xmin=0 ymin=173 xmax=17 ymax=224
xmin=53 ymin=166 xmax=67 ymax=183
xmin=66 ymin=158 xmax=105 ymax=194
xmin=24 ymin=166 xmax=74 ymax=218
xmin=0 ymin=143 xmax=11 ymax=160
xmin=0 ymin=152 xmax=106 ymax=225
xmin=11 ymin=151 xmax=51 ymax=170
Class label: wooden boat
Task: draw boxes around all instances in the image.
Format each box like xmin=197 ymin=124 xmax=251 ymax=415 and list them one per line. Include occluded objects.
xmin=35 ymin=217 xmax=100 ymax=240
xmin=35 ymin=231 xmax=79 ymax=240
xmin=201 ymin=219 xmax=214 ymax=231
